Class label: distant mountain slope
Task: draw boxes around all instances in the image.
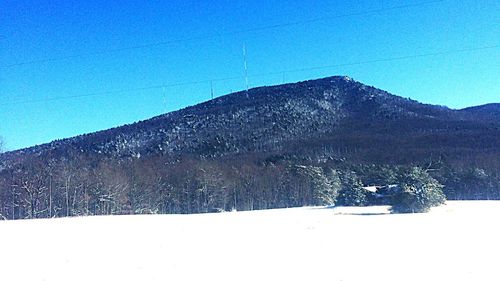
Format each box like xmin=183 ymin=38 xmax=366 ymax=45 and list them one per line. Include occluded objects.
xmin=459 ymin=103 xmax=500 ymax=122
xmin=2 ymin=76 xmax=497 ymax=166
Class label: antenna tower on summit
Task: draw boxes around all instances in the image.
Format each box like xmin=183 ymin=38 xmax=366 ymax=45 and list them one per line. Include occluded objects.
xmin=243 ymin=44 xmax=249 ymax=95
xmin=210 ymin=81 xmax=214 ymax=100
xmin=161 ymin=86 xmax=167 ymax=113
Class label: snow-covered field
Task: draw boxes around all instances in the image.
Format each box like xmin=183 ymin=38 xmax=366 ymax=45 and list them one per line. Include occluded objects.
xmin=1 ymin=201 xmax=499 ymax=281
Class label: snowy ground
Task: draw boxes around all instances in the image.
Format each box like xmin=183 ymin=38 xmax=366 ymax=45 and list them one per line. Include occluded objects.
xmin=1 ymin=201 xmax=499 ymax=281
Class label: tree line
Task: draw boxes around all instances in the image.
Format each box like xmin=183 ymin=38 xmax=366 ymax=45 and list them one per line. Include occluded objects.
xmin=1 ymin=150 xmax=499 ymax=220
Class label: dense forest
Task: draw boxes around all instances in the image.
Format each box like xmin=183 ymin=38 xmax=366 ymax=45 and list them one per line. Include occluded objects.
xmin=1 ymin=76 xmax=499 ymax=219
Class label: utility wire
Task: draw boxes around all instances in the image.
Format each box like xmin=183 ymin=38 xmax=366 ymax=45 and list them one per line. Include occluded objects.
xmin=0 ymin=44 xmax=496 ymax=106
xmin=1 ymin=0 xmax=445 ymax=68
xmin=250 ymin=45 xmax=499 ymax=78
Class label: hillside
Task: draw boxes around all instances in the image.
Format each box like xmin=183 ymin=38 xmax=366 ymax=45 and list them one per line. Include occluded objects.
xmin=2 ymin=76 xmax=498 ymax=164
xmin=459 ymin=103 xmax=500 ymax=122
xmin=1 ymin=201 xmax=499 ymax=281
xmin=0 ymin=76 xmax=499 ymax=219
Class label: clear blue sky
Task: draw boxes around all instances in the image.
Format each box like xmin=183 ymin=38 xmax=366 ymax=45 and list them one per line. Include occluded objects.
xmin=1 ymin=0 xmax=498 ymax=151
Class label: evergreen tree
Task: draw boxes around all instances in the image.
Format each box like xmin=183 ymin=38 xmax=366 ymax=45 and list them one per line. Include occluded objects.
xmin=289 ymin=165 xmax=340 ymax=206
xmin=336 ymin=171 xmax=369 ymax=206
xmin=391 ymin=167 xmax=445 ymax=213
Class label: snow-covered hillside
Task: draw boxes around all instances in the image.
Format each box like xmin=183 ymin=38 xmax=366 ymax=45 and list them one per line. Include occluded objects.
xmin=1 ymin=201 xmax=499 ymax=281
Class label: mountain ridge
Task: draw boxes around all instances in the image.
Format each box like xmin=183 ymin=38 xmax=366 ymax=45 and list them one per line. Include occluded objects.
xmin=3 ymin=75 xmax=495 ymax=160
xmin=458 ymin=103 xmax=500 ymax=122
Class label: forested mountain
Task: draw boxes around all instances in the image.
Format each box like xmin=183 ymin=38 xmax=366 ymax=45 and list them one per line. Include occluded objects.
xmin=1 ymin=76 xmax=499 ymax=219
xmin=459 ymin=103 xmax=500 ymax=122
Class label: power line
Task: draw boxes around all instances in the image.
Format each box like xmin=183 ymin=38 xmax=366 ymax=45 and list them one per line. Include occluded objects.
xmin=1 ymin=44 xmax=496 ymax=107
xmin=1 ymin=0 xmax=445 ymax=68
xmin=250 ymin=45 xmax=500 ymax=78
xmin=232 ymin=0 xmax=445 ymax=34
xmin=1 ymin=79 xmax=228 ymax=105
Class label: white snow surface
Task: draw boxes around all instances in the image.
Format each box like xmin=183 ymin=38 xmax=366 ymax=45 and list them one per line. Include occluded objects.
xmin=1 ymin=201 xmax=499 ymax=281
